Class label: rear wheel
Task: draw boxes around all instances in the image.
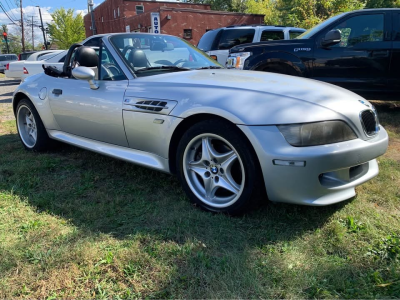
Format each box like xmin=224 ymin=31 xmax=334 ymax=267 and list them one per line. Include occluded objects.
xmin=176 ymin=119 xmax=264 ymax=215
xmin=16 ymin=99 xmax=52 ymax=151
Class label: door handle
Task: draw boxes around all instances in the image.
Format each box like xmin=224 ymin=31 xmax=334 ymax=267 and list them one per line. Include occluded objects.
xmin=372 ymin=50 xmax=389 ymax=58
xmin=52 ymin=89 xmax=62 ymax=95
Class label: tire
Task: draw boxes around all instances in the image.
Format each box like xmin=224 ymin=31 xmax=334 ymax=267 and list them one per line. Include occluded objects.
xmin=16 ymin=98 xmax=52 ymax=152
xmin=176 ymin=119 xmax=264 ymax=215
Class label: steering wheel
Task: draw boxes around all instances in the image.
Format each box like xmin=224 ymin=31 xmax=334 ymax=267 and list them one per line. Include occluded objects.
xmin=122 ymin=45 xmax=138 ymax=57
xmin=103 ymin=63 xmax=121 ymax=76
xmin=174 ymin=59 xmax=188 ymax=66
xmin=101 ymin=65 xmax=115 ymax=80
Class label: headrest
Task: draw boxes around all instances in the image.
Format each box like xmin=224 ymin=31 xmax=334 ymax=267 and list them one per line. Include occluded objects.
xmin=74 ymin=46 xmax=98 ymax=68
xmin=129 ymin=49 xmax=148 ymax=68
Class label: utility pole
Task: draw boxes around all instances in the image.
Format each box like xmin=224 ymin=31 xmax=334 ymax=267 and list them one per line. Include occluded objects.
xmin=36 ymin=6 xmax=47 ymax=50
xmin=20 ymin=0 xmax=25 ymax=52
xmin=88 ymin=0 xmax=97 ymax=35
xmin=31 ymin=15 xmax=34 ymax=50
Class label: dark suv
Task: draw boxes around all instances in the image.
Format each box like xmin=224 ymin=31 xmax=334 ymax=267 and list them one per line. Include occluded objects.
xmin=227 ymin=9 xmax=400 ymax=93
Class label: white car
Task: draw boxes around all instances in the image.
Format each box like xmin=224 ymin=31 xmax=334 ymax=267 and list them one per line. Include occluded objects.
xmin=5 ymin=50 xmax=64 ymax=79
xmin=197 ymin=25 xmax=306 ymax=65
xmin=21 ymin=51 xmax=67 ymax=80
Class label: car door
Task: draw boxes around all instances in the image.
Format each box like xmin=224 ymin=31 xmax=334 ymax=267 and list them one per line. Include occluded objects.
xmin=48 ymin=43 xmax=130 ymax=147
xmin=390 ymin=11 xmax=400 ymax=90
xmin=312 ymin=12 xmax=391 ymax=92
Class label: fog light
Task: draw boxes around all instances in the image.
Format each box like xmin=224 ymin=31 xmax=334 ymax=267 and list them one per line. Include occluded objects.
xmin=273 ymin=160 xmax=305 ymax=167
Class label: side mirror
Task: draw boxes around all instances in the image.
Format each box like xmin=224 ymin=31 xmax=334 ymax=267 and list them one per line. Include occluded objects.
xmin=321 ymin=29 xmax=341 ymax=47
xmin=72 ymin=66 xmax=99 ymax=90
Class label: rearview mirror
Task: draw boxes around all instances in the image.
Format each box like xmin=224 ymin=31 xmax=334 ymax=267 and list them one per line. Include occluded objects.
xmin=72 ymin=66 xmax=99 ymax=90
xmin=321 ymin=29 xmax=341 ymax=47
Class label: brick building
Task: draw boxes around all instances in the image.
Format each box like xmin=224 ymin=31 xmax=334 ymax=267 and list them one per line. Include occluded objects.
xmin=83 ymin=0 xmax=264 ymax=45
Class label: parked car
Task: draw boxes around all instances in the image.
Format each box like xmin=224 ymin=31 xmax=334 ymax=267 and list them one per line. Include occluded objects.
xmin=227 ymin=8 xmax=400 ymax=93
xmin=12 ymin=33 xmax=388 ymax=214
xmin=5 ymin=50 xmax=63 ymax=79
xmin=197 ymin=25 xmax=306 ymax=65
xmin=19 ymin=51 xmax=37 ymax=61
xmin=0 ymin=54 xmax=18 ymax=73
xmin=21 ymin=50 xmax=67 ymax=80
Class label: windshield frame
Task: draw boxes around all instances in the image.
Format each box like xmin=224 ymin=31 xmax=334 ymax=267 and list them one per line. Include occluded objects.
xmin=109 ymin=33 xmax=223 ymax=78
xmin=295 ymin=12 xmax=347 ymax=40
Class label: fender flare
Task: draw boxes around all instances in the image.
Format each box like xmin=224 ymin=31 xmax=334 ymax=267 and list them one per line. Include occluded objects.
xmin=246 ymin=51 xmax=307 ymax=76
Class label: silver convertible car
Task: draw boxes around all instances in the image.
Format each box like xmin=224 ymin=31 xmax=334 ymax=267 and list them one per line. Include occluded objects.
xmin=13 ymin=33 xmax=388 ymax=214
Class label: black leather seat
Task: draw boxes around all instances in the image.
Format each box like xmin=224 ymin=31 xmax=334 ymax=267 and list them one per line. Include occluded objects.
xmin=128 ymin=49 xmax=148 ymax=68
xmin=74 ymin=46 xmax=99 ymax=67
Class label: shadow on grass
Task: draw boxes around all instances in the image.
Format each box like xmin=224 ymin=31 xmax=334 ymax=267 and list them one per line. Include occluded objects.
xmin=4 ymin=132 xmax=387 ymax=298
xmin=0 ymin=132 xmax=348 ymax=242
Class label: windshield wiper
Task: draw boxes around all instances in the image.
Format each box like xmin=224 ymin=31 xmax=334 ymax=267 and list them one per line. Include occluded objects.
xmin=196 ymin=66 xmax=223 ymax=70
xmin=135 ymin=66 xmax=191 ymax=72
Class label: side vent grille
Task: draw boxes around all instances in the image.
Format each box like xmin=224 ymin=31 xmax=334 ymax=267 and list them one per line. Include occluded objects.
xmin=135 ymin=100 xmax=168 ymax=112
xmin=360 ymin=109 xmax=378 ymax=136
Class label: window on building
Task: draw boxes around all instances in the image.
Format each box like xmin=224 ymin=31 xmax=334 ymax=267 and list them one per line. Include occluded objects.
xmin=136 ymin=5 xmax=144 ymax=15
xmin=183 ymin=29 xmax=192 ymax=39
xmin=102 ymin=16 xmax=103 ymax=22
xmin=260 ymin=30 xmax=284 ymax=41
xmin=118 ymin=7 xmax=120 ymax=17
xmin=114 ymin=9 xmax=116 ymax=18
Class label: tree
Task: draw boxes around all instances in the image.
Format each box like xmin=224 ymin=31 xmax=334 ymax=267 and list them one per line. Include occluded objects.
xmin=365 ymin=0 xmax=400 ymax=7
xmin=47 ymin=8 xmax=86 ymax=49
xmin=246 ymin=0 xmax=281 ymax=25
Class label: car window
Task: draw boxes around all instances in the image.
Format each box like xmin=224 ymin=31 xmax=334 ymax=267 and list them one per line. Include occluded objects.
xmin=58 ymin=55 xmax=66 ymax=63
xmin=331 ymin=14 xmax=384 ymax=47
xmin=218 ymin=29 xmax=255 ymax=50
xmin=260 ymin=30 xmax=284 ymax=41
xmin=395 ymin=13 xmax=400 ymax=41
xmin=20 ymin=52 xmax=34 ymax=60
xmin=197 ymin=29 xmax=222 ymax=51
xmin=99 ymin=44 xmax=127 ymax=81
xmin=84 ymin=37 xmax=102 ymax=47
xmin=0 ymin=56 xmax=6 ymax=61
xmin=110 ymin=33 xmax=221 ymax=77
xmin=289 ymin=31 xmax=304 ymax=39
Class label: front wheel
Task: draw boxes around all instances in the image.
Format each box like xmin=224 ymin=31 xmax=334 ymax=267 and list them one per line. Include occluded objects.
xmin=176 ymin=119 xmax=264 ymax=215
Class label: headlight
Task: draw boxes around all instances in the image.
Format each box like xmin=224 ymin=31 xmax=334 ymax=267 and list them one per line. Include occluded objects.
xmin=226 ymin=52 xmax=251 ymax=69
xmin=277 ymin=121 xmax=357 ymax=147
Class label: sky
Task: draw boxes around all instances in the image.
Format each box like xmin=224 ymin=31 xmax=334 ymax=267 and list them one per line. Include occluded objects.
xmin=0 ymin=0 xmax=105 ymax=43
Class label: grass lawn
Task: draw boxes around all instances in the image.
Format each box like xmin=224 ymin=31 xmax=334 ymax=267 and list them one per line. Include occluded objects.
xmin=0 ymin=102 xmax=399 ymax=298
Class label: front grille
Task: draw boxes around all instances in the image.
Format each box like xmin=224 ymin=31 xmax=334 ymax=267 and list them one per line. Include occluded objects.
xmin=360 ymin=110 xmax=378 ymax=136
xmin=135 ymin=100 xmax=168 ymax=112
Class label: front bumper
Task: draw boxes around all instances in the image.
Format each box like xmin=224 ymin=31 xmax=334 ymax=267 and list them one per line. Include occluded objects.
xmin=238 ymin=125 xmax=388 ymax=206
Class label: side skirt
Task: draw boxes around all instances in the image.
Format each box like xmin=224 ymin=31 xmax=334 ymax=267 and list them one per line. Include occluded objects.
xmin=48 ymin=130 xmax=171 ymax=173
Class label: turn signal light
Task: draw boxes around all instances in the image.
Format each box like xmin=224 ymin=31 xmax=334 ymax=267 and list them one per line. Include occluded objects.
xmin=210 ymin=55 xmax=217 ymax=61
xmin=23 ymin=67 xmax=28 ymax=74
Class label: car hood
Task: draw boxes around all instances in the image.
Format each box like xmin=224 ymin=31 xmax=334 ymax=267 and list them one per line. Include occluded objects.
xmin=128 ymin=69 xmax=370 ymax=129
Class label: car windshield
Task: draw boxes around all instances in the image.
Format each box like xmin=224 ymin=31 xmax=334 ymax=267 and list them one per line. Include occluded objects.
xmin=110 ymin=34 xmax=222 ymax=76
xmin=295 ymin=13 xmax=345 ymax=39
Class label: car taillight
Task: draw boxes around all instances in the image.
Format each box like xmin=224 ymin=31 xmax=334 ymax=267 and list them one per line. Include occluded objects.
xmin=6 ymin=63 xmax=9 ymax=70
xmin=18 ymin=54 xmax=21 ymax=60
xmin=23 ymin=67 xmax=28 ymax=74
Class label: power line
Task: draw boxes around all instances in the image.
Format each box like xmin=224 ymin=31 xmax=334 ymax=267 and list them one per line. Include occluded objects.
xmin=0 ymin=3 xmax=20 ymax=26
xmin=4 ymin=0 xmax=19 ymax=21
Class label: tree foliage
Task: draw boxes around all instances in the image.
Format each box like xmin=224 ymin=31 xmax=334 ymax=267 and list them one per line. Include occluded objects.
xmin=365 ymin=0 xmax=400 ymax=7
xmin=47 ymin=8 xmax=86 ymax=49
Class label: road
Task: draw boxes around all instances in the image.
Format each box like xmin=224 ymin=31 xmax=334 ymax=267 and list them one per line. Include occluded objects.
xmin=0 ymin=78 xmax=19 ymax=104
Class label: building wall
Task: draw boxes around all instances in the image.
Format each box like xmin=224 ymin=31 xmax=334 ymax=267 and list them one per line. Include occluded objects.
xmin=84 ymin=0 xmax=211 ymax=36
xmin=84 ymin=0 xmax=264 ymax=45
